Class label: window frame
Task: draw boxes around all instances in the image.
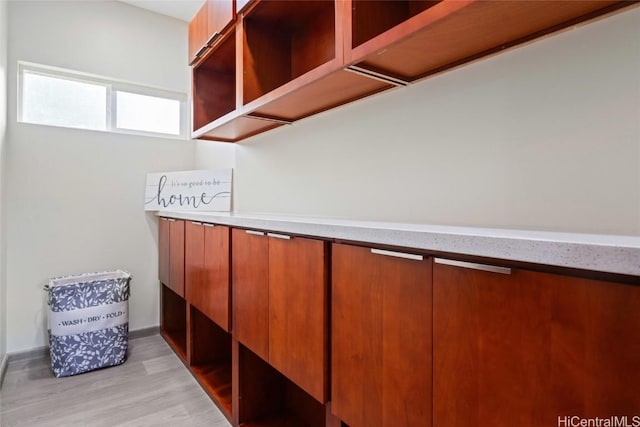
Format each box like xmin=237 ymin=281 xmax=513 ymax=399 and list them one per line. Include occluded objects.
xmin=18 ymin=61 xmax=189 ymax=139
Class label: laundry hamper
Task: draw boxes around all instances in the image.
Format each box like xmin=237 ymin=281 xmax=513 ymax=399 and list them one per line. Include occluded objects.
xmin=46 ymin=270 xmax=132 ymax=377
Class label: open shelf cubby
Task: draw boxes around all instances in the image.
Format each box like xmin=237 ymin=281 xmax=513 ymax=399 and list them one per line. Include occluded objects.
xmin=189 ymin=305 xmax=233 ymax=421
xmin=351 ymin=0 xmax=441 ymax=49
xmin=160 ymin=285 xmax=187 ymax=360
xmin=349 ymin=0 xmax=632 ymax=83
xmin=192 ymin=29 xmax=237 ymax=132
xmin=237 ymin=344 xmax=326 ymax=427
xmin=242 ymin=0 xmax=336 ymax=105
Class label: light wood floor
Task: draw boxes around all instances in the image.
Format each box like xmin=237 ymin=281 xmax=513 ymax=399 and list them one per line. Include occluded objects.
xmin=0 ymin=335 xmax=231 ymax=427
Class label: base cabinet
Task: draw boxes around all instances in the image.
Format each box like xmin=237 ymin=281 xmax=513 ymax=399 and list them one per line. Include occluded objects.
xmin=160 ymin=216 xmax=639 ymax=427
xmin=232 ymin=229 xmax=329 ymax=404
xmin=234 ymin=342 xmax=333 ymax=427
xmin=331 ymin=243 xmax=432 ymax=427
xmin=231 ymin=228 xmax=269 ymax=360
xmin=189 ymin=305 xmax=233 ymax=420
xmin=159 ymin=218 xmax=233 ymax=422
xmin=185 ymin=221 xmax=231 ymax=330
xmin=433 ymin=259 xmax=640 ymax=427
xmin=160 ymin=284 xmax=187 ymax=359
xmin=159 ymin=217 xmax=185 ymax=297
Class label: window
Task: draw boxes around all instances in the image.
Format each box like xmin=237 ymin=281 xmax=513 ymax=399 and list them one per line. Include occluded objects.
xmin=18 ymin=62 xmax=188 ymax=138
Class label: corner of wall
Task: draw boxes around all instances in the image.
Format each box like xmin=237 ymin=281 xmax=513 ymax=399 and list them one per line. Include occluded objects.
xmin=0 ymin=0 xmax=9 ymax=383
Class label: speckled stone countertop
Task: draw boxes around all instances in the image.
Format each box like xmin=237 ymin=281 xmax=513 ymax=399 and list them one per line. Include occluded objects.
xmin=156 ymin=211 xmax=640 ymax=277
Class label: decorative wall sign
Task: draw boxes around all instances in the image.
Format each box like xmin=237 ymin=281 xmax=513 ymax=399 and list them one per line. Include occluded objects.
xmin=144 ymin=169 xmax=232 ymax=211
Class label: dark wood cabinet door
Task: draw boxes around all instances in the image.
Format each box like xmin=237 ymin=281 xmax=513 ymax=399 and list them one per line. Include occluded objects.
xmin=158 ymin=217 xmax=170 ymax=287
xmin=186 ymin=222 xmax=230 ymax=330
xmin=231 ymin=228 xmax=269 ymax=361
xmin=331 ymin=244 xmax=432 ymax=427
xmin=207 ymin=0 xmax=233 ymax=38
xmin=188 ymin=1 xmax=209 ymax=64
xmin=433 ymin=260 xmax=640 ymax=427
xmin=168 ymin=219 xmax=185 ymax=297
xmin=185 ymin=220 xmax=204 ymax=308
xmin=268 ymin=234 xmax=329 ymax=404
xmin=202 ymin=224 xmax=230 ymax=331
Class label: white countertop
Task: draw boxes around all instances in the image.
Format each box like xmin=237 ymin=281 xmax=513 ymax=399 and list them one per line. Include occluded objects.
xmin=156 ymin=211 xmax=640 ymax=277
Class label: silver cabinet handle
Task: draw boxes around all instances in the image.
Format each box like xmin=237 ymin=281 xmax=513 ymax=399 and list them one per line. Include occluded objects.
xmin=191 ymin=221 xmax=202 ymax=226
xmin=435 ymin=258 xmax=511 ymax=275
xmin=267 ymin=233 xmax=291 ymax=240
xmin=166 ymin=218 xmax=176 ymax=222
xmin=203 ymin=223 xmax=215 ymax=228
xmin=206 ymin=32 xmax=220 ymax=46
xmin=194 ymin=44 xmax=208 ymax=58
xmin=245 ymin=230 xmax=265 ymax=236
xmin=371 ymin=248 xmax=423 ymax=261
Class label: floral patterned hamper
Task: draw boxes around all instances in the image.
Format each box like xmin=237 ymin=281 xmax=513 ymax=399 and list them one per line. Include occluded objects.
xmin=46 ymin=270 xmax=132 ymax=377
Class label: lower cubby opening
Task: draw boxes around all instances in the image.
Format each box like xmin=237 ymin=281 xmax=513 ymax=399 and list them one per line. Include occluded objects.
xmin=238 ymin=344 xmax=326 ymax=427
xmin=189 ymin=305 xmax=233 ymax=421
xmin=160 ymin=284 xmax=187 ymax=359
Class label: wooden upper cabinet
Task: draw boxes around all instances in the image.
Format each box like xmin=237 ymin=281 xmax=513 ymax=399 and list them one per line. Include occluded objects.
xmin=231 ymin=228 xmax=270 ymax=361
xmin=189 ymin=0 xmax=234 ymax=65
xmin=192 ymin=0 xmax=392 ymax=141
xmin=268 ymin=234 xmax=328 ymax=404
xmin=433 ymin=259 xmax=640 ymax=427
xmin=191 ymin=0 xmax=635 ymax=141
xmin=159 ymin=218 xmax=185 ymax=297
xmin=345 ymin=0 xmax=631 ymax=83
xmin=331 ymin=243 xmax=432 ymax=427
xmin=238 ymin=0 xmax=389 ymax=125
xmin=188 ymin=2 xmax=210 ymax=65
xmin=207 ymin=0 xmax=233 ymax=39
xmin=236 ymin=0 xmax=252 ymax=14
xmin=185 ymin=221 xmax=231 ymax=331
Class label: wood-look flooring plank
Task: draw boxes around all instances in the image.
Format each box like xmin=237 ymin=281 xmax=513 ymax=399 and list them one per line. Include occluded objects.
xmin=0 ymin=335 xmax=230 ymax=427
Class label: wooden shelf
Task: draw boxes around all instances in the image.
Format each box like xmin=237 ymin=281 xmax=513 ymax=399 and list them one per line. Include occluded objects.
xmin=193 ymin=30 xmax=237 ymax=132
xmin=189 ymin=305 xmax=233 ymax=421
xmin=240 ymin=414 xmax=319 ymax=427
xmin=237 ymin=344 xmax=326 ymax=427
xmin=237 ymin=0 xmax=394 ymax=125
xmin=347 ymin=0 xmax=632 ymax=83
xmin=193 ymin=110 xmax=285 ymax=142
xmin=245 ymin=67 xmax=392 ymax=123
xmin=160 ymin=285 xmax=187 ymax=360
xmin=242 ymin=0 xmax=337 ymax=105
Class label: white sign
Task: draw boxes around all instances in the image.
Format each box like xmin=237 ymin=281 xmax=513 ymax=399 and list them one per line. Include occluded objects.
xmin=144 ymin=169 xmax=232 ymax=211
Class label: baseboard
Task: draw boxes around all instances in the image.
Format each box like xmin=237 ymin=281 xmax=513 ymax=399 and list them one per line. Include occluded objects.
xmin=0 ymin=352 xmax=8 ymax=389
xmin=7 ymin=345 xmax=49 ymax=363
xmin=4 ymin=326 xmax=160 ymax=366
xmin=129 ymin=325 xmax=160 ymax=340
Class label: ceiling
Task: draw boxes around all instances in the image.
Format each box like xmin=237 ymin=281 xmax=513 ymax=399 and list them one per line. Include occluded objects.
xmin=119 ymin=0 xmax=205 ymax=22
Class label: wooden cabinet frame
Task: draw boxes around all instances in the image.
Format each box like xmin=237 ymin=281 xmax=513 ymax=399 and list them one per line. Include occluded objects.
xmin=190 ymin=0 xmax=636 ymax=142
xmin=160 ymin=217 xmax=640 ymax=427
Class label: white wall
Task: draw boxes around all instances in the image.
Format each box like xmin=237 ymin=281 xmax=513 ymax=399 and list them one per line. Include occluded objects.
xmin=203 ymin=7 xmax=639 ymax=236
xmin=0 ymin=0 xmax=8 ymax=364
xmin=5 ymin=1 xmax=194 ymax=352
